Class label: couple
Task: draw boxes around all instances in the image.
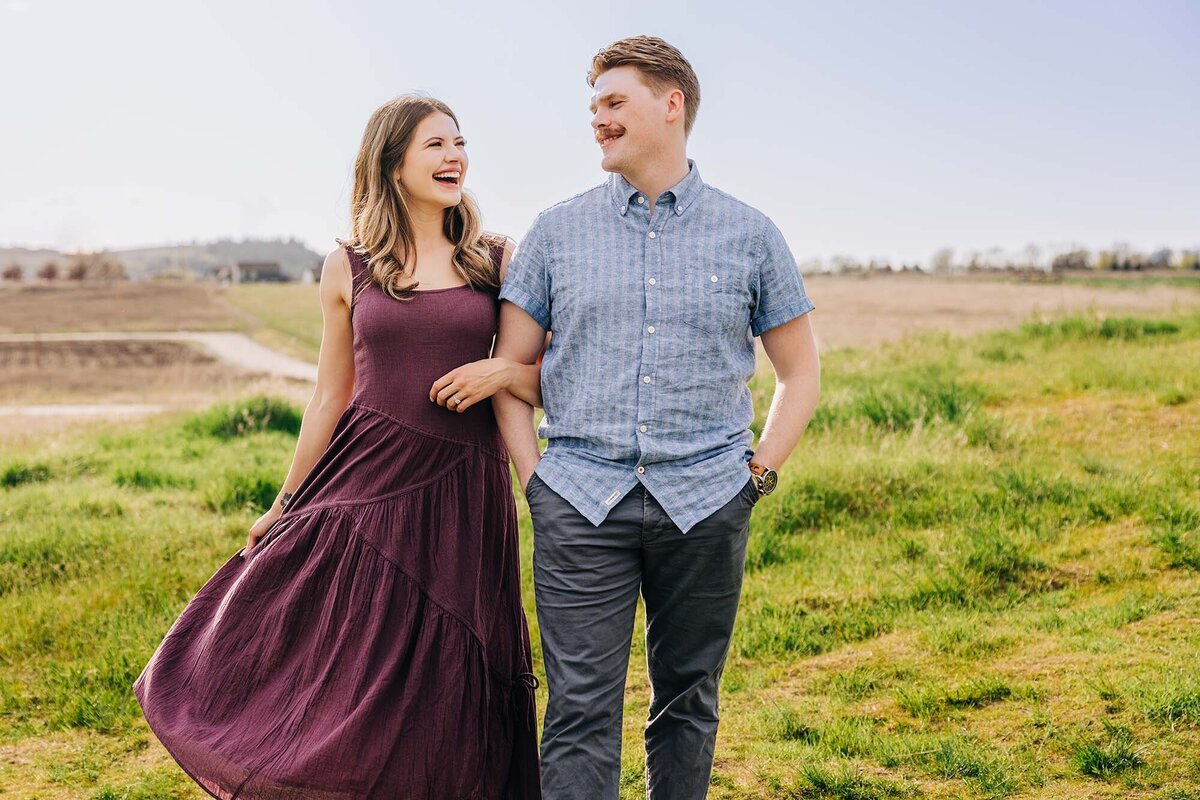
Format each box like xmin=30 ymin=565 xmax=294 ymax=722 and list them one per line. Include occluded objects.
xmin=133 ymin=35 xmax=820 ymax=800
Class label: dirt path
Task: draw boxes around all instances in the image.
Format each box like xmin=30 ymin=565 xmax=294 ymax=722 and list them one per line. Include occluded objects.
xmin=0 ymin=331 xmax=316 ymax=381
xmin=0 ymin=331 xmax=315 ymax=420
xmin=0 ymin=403 xmax=166 ymax=417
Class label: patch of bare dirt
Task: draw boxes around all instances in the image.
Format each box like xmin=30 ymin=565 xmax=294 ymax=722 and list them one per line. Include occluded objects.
xmin=0 ymin=282 xmax=243 ymax=333
xmin=803 ymin=273 xmax=1200 ymax=350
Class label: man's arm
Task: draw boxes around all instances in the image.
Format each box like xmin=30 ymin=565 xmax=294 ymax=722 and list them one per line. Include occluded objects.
xmin=493 ymin=300 xmax=548 ymax=493
xmin=751 ymin=312 xmax=820 ymax=471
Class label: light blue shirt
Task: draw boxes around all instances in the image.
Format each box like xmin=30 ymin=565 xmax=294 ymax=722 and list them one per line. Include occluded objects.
xmin=499 ymin=161 xmax=814 ymax=532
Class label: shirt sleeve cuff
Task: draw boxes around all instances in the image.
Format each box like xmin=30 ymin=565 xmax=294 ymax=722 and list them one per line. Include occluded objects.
xmin=498 ymin=283 xmax=551 ymax=330
xmin=750 ymin=297 xmax=815 ymax=338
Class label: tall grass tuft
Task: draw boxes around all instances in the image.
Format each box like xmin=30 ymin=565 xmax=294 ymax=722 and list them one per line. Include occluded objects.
xmin=1070 ymin=721 xmax=1144 ymax=780
xmin=1021 ymin=315 xmax=1181 ymax=342
xmin=2 ymin=460 xmax=52 ymax=487
xmin=184 ymin=395 xmax=302 ymax=439
xmin=1152 ymin=504 xmax=1200 ymax=571
xmin=204 ymin=471 xmax=280 ymax=514
xmin=793 ymin=763 xmax=916 ymax=799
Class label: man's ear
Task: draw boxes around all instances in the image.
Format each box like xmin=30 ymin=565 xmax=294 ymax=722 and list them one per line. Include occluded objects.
xmin=664 ymin=88 xmax=686 ymax=125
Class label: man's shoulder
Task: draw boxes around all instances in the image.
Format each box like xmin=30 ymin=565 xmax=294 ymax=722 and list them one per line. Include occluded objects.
xmin=698 ymin=184 xmax=773 ymax=229
xmin=535 ymin=183 xmax=608 ymax=226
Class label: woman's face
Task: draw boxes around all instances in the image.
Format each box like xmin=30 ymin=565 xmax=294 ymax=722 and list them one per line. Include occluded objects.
xmin=395 ymin=112 xmax=468 ymax=211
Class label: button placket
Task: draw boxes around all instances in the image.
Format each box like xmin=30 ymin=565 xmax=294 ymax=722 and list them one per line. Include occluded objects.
xmin=637 ymin=205 xmax=661 ymax=477
xmin=636 ymin=201 xmax=676 ymax=477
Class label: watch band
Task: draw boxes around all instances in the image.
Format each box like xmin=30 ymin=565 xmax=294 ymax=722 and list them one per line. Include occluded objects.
xmin=747 ymin=462 xmax=778 ymax=495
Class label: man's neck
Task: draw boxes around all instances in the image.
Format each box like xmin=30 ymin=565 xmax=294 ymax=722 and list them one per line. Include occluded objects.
xmin=621 ymin=155 xmax=690 ymax=213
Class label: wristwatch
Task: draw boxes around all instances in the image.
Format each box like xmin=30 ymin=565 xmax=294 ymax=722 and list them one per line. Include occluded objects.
xmin=748 ymin=462 xmax=778 ymax=496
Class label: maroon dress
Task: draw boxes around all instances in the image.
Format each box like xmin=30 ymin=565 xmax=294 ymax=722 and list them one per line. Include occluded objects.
xmin=133 ymin=240 xmax=540 ymax=799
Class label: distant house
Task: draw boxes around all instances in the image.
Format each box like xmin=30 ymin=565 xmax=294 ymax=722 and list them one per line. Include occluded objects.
xmin=300 ymin=260 xmax=322 ymax=284
xmin=215 ymin=261 xmax=291 ymax=284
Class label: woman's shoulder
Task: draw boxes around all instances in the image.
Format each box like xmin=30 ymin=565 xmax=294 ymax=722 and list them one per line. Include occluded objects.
xmin=481 ymin=231 xmax=513 ymax=251
xmin=480 ymin=232 xmax=515 ymax=283
xmin=324 ymin=242 xmax=356 ymax=278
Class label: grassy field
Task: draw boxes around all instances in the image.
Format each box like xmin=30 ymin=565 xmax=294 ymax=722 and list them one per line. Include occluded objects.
xmin=1 ymin=310 xmax=1198 ymax=798
xmin=218 ymin=284 xmax=325 ymax=362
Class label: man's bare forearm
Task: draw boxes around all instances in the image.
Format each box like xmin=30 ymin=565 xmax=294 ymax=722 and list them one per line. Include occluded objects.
xmin=754 ymin=313 xmax=821 ymax=470
xmin=751 ymin=374 xmax=819 ymax=469
xmin=494 ymin=389 xmax=541 ymax=491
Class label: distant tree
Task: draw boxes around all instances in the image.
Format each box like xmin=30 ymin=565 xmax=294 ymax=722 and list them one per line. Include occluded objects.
xmin=1051 ymin=250 xmax=1091 ymax=272
xmin=1148 ymin=248 xmax=1173 ymax=269
xmin=65 ymin=252 xmax=129 ymax=282
xmin=96 ymin=258 xmax=128 ymax=281
xmin=2 ymin=263 xmax=22 ymax=282
xmin=830 ymin=255 xmax=862 ymax=273
xmin=1022 ymin=244 xmax=1042 ymax=270
xmin=37 ymin=261 xmax=59 ymax=281
xmin=1178 ymin=250 xmax=1200 ymax=271
xmin=929 ymin=248 xmax=954 ymax=273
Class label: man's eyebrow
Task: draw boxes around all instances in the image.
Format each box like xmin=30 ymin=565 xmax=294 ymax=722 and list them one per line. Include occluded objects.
xmin=588 ymin=92 xmax=627 ymax=111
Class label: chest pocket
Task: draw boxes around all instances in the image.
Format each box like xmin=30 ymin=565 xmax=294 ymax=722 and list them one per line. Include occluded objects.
xmin=670 ymin=258 xmax=754 ymax=336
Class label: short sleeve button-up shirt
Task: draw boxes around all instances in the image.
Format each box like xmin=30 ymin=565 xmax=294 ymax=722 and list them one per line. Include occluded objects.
xmin=499 ymin=161 xmax=814 ymax=532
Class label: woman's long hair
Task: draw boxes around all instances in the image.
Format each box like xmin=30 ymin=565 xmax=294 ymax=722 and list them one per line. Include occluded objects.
xmin=348 ymin=95 xmax=498 ymax=301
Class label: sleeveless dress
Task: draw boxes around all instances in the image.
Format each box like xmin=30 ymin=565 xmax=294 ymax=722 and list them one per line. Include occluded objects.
xmin=133 ymin=239 xmax=541 ymax=800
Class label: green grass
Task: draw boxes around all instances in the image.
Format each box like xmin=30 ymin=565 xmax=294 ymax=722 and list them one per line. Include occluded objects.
xmin=220 ymin=283 xmax=324 ymax=361
xmin=1053 ymin=273 xmax=1200 ymax=291
xmin=2 ymin=311 xmax=1200 ymax=798
xmin=1070 ymin=721 xmax=1145 ymax=780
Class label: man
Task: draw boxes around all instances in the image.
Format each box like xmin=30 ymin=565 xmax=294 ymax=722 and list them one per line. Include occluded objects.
xmin=493 ymin=35 xmax=821 ymax=800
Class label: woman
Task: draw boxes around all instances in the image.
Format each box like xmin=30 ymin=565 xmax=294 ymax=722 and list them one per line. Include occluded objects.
xmin=133 ymin=95 xmax=542 ymax=799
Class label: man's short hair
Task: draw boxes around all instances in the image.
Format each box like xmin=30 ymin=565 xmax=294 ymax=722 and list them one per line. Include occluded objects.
xmin=588 ymin=36 xmax=701 ymax=136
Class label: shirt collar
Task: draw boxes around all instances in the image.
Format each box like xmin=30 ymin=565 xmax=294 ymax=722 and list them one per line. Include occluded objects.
xmin=608 ymin=159 xmax=703 ymax=217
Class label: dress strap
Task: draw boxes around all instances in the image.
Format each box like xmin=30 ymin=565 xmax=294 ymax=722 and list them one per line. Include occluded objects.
xmin=481 ymin=234 xmax=506 ymax=281
xmin=336 ymin=239 xmax=372 ymax=301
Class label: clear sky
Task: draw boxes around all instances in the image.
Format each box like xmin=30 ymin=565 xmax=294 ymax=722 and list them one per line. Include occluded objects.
xmin=2 ymin=0 xmax=1197 ymax=265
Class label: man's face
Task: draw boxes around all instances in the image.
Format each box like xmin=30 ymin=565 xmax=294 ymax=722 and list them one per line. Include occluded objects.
xmin=590 ymin=65 xmax=669 ymax=175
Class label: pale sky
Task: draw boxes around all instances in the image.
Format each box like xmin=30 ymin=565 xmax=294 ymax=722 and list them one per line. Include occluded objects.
xmin=1 ymin=0 xmax=1197 ymax=265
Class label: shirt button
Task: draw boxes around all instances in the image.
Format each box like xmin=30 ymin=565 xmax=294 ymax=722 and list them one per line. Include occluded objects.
xmin=648 ymin=231 xmax=657 ymax=239
xmin=648 ymin=278 xmax=657 ymax=285
xmin=647 ymin=326 xmax=655 ymax=334
xmin=636 ymin=196 xmax=645 ymax=204
xmin=636 ymin=466 xmax=645 ymax=474
xmin=710 ymin=275 xmax=719 ymax=282
xmin=639 ymin=425 xmax=648 ymax=432
xmin=643 ymin=376 xmax=651 ymax=384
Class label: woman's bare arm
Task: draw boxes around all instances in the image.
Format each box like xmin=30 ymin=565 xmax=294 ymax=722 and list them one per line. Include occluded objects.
xmin=244 ymin=247 xmax=356 ymax=556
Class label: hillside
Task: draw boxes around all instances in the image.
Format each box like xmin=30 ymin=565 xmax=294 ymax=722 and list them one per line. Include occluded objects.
xmin=0 ymin=239 xmax=324 ymax=281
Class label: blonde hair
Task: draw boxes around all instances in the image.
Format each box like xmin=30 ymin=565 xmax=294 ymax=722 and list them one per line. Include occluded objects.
xmin=588 ymin=36 xmax=701 ymax=136
xmin=348 ymin=95 xmax=497 ymax=301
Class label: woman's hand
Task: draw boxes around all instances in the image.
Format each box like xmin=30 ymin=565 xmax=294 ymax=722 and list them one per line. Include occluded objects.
xmin=430 ymin=358 xmax=514 ymax=413
xmin=243 ymin=506 xmax=282 ymax=558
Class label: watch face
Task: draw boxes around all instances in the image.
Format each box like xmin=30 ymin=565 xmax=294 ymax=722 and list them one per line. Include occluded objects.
xmin=761 ymin=469 xmax=778 ymax=495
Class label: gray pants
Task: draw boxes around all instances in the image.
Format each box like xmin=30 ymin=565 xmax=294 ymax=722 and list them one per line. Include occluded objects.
xmin=526 ymin=474 xmax=758 ymax=800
